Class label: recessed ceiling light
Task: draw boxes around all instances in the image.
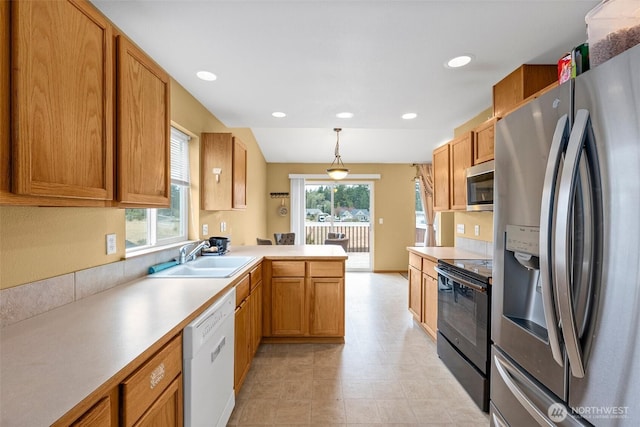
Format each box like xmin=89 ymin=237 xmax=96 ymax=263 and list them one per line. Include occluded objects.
xmin=196 ymin=70 xmax=217 ymax=81
xmin=446 ymin=55 xmax=473 ymax=68
xmin=272 ymin=112 xmax=287 ymax=118
xmin=336 ymin=112 xmax=354 ymax=119
xmin=402 ymin=113 xmax=418 ymax=120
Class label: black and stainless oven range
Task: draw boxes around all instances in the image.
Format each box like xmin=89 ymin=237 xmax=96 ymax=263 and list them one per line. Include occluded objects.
xmin=435 ymin=258 xmax=491 ymax=412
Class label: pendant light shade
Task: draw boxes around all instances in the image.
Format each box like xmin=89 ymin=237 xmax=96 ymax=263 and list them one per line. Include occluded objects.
xmin=326 ymin=128 xmax=349 ymax=180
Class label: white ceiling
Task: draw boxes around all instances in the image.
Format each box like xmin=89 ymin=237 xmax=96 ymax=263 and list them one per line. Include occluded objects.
xmin=92 ymin=0 xmax=598 ymax=164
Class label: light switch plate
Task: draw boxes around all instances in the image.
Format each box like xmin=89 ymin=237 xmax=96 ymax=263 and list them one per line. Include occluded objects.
xmin=106 ymin=234 xmax=117 ymax=255
xmin=474 ymin=225 xmax=480 ymax=236
xmin=457 ymin=224 xmax=465 ymax=234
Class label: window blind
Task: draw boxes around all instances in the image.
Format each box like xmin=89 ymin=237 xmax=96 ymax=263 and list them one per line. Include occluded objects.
xmin=170 ymin=127 xmax=190 ymax=186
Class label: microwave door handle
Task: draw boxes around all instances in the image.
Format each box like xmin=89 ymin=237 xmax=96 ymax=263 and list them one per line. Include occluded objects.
xmin=555 ymin=109 xmax=593 ymax=378
xmin=539 ymin=114 xmax=570 ymax=367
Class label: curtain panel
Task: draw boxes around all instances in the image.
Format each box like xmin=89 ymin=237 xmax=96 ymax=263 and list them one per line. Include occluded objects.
xmin=415 ymin=163 xmax=435 ymax=247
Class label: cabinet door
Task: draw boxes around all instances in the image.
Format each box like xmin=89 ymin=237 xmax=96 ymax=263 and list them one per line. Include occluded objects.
xmin=134 ymin=375 xmax=183 ymax=427
xmin=234 ymin=299 xmax=251 ymax=392
xmin=70 ymin=396 xmax=112 ymax=427
xmin=408 ymin=265 xmax=422 ymax=321
xmin=1 ymin=0 xmax=10 ymax=200
xmin=422 ymin=273 xmax=438 ymax=340
xmin=450 ymin=132 xmax=473 ymax=210
xmin=271 ymin=277 xmax=306 ymax=336
xmin=250 ymin=280 xmax=263 ymax=356
xmin=232 ymin=137 xmax=247 ymax=209
xmin=432 ymin=143 xmax=450 ymax=211
xmin=116 ymin=35 xmax=170 ymax=207
xmin=473 ymin=119 xmax=495 ymax=165
xmin=11 ymin=0 xmax=114 ymax=201
xmin=201 ymin=133 xmax=233 ymax=210
xmin=121 ymin=335 xmax=182 ymax=427
xmin=308 ymin=277 xmax=344 ymax=336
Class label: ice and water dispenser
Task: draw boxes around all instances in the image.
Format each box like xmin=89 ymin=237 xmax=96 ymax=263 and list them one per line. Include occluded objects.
xmin=501 ymin=225 xmax=549 ymax=342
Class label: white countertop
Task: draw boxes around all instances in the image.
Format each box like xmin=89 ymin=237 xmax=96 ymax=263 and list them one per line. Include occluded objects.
xmin=406 ymin=246 xmax=492 ymax=261
xmin=0 ymin=245 xmax=346 ymax=426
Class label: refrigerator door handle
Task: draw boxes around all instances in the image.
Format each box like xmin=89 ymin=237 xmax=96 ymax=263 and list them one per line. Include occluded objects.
xmin=493 ymin=353 xmax=556 ymax=427
xmin=555 ymin=109 xmax=593 ymax=378
xmin=539 ymin=114 xmax=570 ymax=367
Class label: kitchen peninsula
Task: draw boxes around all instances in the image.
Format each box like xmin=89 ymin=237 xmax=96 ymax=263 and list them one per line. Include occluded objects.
xmin=0 ymin=245 xmax=346 ymax=426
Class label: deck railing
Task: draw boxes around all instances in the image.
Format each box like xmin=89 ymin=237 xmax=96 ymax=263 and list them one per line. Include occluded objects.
xmin=305 ymin=222 xmax=370 ymax=252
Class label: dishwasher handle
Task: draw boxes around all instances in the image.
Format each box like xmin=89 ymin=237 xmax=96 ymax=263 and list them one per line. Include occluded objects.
xmin=211 ymin=336 xmax=226 ymax=364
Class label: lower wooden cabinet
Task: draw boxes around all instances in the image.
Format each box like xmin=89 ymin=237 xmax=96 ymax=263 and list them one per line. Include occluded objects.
xmin=250 ymin=271 xmax=263 ymax=357
xmin=69 ymin=396 xmax=113 ymax=427
xmin=264 ymin=260 xmax=345 ymax=340
xmin=308 ymin=277 xmax=344 ymax=336
xmin=421 ymin=273 xmax=438 ymax=339
xmin=121 ymin=335 xmax=183 ymax=427
xmin=272 ymin=277 xmax=306 ymax=336
xmin=133 ymin=375 xmax=183 ymax=427
xmin=408 ymin=252 xmax=438 ymax=340
xmin=235 ymin=264 xmax=263 ymax=394
xmin=408 ymin=263 xmax=422 ymax=321
xmin=234 ymin=297 xmax=251 ymax=392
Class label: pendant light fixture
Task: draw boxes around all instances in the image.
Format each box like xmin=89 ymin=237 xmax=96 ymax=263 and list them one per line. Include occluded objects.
xmin=326 ymin=128 xmax=349 ymax=180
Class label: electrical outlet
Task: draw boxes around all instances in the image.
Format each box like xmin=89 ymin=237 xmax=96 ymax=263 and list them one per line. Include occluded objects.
xmin=106 ymin=234 xmax=117 ymax=255
xmin=379 ymin=218 xmax=384 ymax=225
xmin=220 ymin=222 xmax=227 ymax=232
xmin=202 ymin=224 xmax=209 ymax=235
xmin=474 ymin=225 xmax=480 ymax=236
xmin=457 ymin=224 xmax=465 ymax=234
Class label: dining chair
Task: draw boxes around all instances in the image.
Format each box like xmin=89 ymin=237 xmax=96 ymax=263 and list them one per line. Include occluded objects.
xmin=256 ymin=238 xmax=273 ymax=245
xmin=274 ymin=233 xmax=295 ymax=245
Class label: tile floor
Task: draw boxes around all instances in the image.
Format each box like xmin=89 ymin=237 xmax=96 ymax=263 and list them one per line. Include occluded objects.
xmin=228 ymin=272 xmax=490 ymax=426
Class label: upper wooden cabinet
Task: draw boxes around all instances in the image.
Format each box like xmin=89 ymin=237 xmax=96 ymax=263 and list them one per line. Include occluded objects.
xmin=473 ymin=118 xmax=496 ymax=165
xmin=432 ymin=132 xmax=474 ymax=211
xmin=449 ymin=131 xmax=474 ymax=210
xmin=1 ymin=0 xmax=171 ymax=207
xmin=201 ymin=133 xmax=247 ymax=210
xmin=493 ymin=64 xmax=556 ymax=118
xmin=233 ymin=138 xmax=247 ymax=209
xmin=116 ymin=35 xmax=171 ymax=207
xmin=432 ymin=143 xmax=450 ymax=211
xmin=10 ymin=0 xmax=114 ymax=201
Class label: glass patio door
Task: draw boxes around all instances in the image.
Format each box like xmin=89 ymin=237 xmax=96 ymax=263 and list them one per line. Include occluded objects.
xmin=304 ymin=182 xmax=373 ymax=271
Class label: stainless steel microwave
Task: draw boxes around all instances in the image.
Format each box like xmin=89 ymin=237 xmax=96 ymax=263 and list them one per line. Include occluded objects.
xmin=466 ymin=160 xmax=494 ymax=211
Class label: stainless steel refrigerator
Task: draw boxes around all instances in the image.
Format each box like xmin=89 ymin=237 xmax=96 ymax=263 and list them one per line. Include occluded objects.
xmin=491 ymin=43 xmax=640 ymax=427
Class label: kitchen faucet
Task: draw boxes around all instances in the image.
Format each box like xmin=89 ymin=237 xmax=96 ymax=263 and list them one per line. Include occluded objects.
xmin=178 ymin=240 xmax=210 ymax=264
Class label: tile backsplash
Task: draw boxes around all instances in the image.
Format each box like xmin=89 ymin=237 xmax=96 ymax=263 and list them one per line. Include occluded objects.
xmin=456 ymin=236 xmax=493 ymax=258
xmin=0 ymin=247 xmax=178 ymax=328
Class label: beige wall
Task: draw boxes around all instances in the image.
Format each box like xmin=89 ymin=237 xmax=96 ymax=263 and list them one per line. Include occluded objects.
xmin=454 ymin=211 xmax=494 ymax=243
xmin=266 ymin=163 xmax=416 ymax=272
xmin=454 ymin=106 xmax=493 ymax=137
xmin=0 ymin=80 xmax=268 ymax=289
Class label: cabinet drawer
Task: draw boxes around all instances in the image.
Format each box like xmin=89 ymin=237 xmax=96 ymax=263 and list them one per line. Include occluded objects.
xmin=121 ymin=334 xmax=182 ymax=427
xmin=250 ymin=263 xmax=262 ymax=290
xmin=308 ymin=261 xmax=343 ymax=277
xmin=422 ymin=259 xmax=438 ymax=279
xmin=236 ymin=274 xmax=250 ymax=306
xmin=409 ymin=253 xmax=422 ymax=270
xmin=271 ymin=261 xmax=305 ymax=277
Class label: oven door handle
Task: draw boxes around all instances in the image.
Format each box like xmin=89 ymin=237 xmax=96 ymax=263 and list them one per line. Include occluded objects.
xmin=434 ymin=266 xmax=487 ymax=293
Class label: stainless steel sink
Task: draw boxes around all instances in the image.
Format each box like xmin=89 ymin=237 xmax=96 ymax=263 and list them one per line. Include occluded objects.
xmin=149 ymin=256 xmax=256 ymax=278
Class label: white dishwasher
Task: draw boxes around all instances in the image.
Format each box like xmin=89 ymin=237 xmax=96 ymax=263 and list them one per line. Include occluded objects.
xmin=183 ymin=288 xmax=235 ymax=427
